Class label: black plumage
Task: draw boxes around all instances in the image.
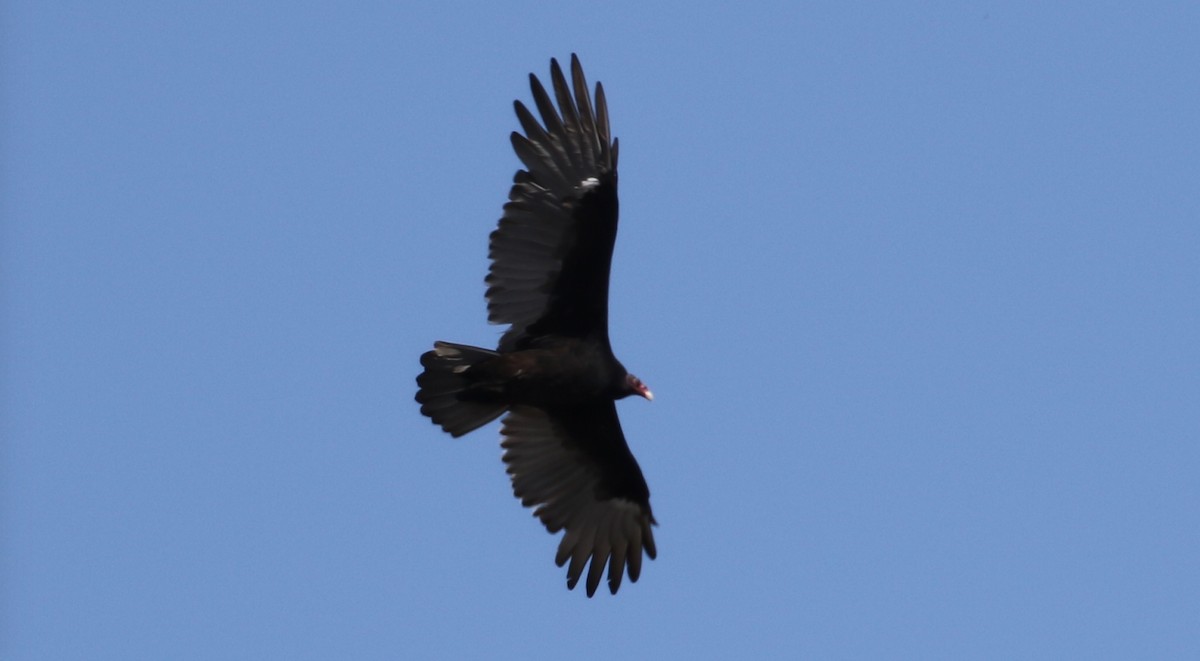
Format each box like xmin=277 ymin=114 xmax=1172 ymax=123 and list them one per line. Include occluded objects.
xmin=415 ymin=55 xmax=655 ymax=597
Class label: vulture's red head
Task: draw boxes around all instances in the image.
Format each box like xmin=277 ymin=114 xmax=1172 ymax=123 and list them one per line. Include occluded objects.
xmin=625 ymin=374 xmax=653 ymax=401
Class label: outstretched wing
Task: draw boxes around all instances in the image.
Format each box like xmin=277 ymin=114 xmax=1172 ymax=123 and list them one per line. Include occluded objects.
xmin=486 ymin=54 xmax=620 ymax=352
xmin=500 ymin=405 xmax=656 ymax=597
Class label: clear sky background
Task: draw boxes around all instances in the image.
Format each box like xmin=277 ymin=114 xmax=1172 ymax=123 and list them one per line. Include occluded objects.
xmin=3 ymin=2 xmax=1197 ymax=659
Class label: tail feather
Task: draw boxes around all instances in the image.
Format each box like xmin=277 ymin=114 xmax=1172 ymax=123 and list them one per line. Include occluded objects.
xmin=416 ymin=341 xmax=508 ymax=437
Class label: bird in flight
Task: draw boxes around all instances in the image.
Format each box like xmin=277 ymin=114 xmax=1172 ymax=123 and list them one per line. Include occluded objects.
xmin=416 ymin=55 xmax=656 ymax=597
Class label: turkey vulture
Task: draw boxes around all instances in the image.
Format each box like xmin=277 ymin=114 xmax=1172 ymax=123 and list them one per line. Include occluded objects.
xmin=415 ymin=55 xmax=656 ymax=597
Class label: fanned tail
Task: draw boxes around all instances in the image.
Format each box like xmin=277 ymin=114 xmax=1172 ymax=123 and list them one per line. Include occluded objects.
xmin=415 ymin=342 xmax=508 ymax=437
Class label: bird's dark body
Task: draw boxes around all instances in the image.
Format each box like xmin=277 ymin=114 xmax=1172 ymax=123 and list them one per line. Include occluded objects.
xmin=465 ymin=339 xmax=628 ymax=408
xmin=415 ymin=55 xmax=655 ymax=597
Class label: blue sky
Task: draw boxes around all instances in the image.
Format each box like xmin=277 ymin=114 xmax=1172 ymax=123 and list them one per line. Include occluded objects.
xmin=4 ymin=2 xmax=1198 ymax=659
